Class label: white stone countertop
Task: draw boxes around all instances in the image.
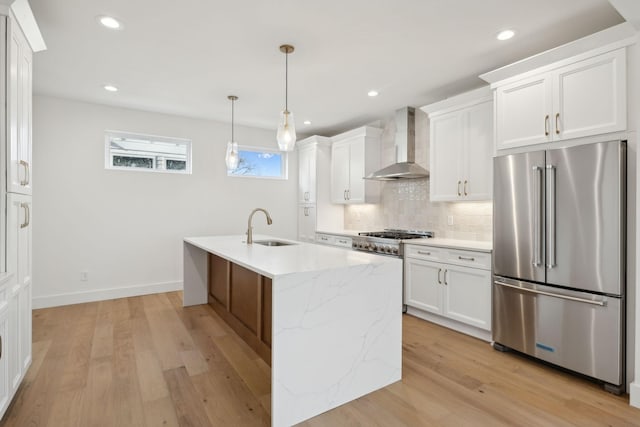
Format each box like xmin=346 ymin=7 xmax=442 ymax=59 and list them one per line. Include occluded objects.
xmin=184 ymin=234 xmax=399 ymax=279
xmin=404 ymin=238 xmax=493 ymax=252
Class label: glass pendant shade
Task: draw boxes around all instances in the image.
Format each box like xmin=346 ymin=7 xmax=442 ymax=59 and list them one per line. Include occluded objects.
xmin=225 ymin=141 xmax=239 ymax=170
xmin=277 ymin=109 xmax=296 ymax=151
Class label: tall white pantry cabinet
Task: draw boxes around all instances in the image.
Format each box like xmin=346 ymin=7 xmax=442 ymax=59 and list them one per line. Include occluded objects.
xmin=0 ymin=3 xmax=40 ymax=420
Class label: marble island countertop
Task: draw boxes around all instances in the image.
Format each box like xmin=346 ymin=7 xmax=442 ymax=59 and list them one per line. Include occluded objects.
xmin=184 ymin=234 xmax=397 ymax=278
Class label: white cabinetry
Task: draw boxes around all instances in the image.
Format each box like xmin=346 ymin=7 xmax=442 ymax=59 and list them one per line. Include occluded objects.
xmin=423 ymin=87 xmax=493 ymax=201
xmin=296 ymin=136 xmax=343 ymax=242
xmin=0 ymin=6 xmax=39 ymax=421
xmin=495 ymin=48 xmax=626 ymax=150
xmin=404 ymin=244 xmax=491 ymax=339
xmin=6 ymin=16 xmax=32 ymax=195
xmin=0 ymin=305 xmax=9 ymax=415
xmin=315 ymin=233 xmax=353 ymax=249
xmin=331 ymin=126 xmax=382 ymax=204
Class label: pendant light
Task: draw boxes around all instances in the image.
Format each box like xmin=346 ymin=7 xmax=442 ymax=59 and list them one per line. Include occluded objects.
xmin=225 ymin=95 xmax=240 ymax=170
xmin=276 ymin=44 xmax=296 ymax=151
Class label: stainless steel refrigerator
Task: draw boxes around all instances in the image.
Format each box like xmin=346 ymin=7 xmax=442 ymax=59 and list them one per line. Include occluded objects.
xmin=492 ymin=139 xmax=626 ymax=393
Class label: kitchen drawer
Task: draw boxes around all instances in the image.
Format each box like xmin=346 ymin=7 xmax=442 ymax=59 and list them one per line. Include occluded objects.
xmin=404 ymin=245 xmax=444 ymax=262
xmin=444 ymin=249 xmax=491 ymax=270
xmin=333 ymin=236 xmax=352 ymax=248
xmin=315 ymin=233 xmax=335 ymax=245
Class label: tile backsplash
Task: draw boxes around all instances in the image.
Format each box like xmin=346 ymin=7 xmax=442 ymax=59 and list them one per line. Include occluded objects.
xmin=343 ymin=109 xmax=492 ymax=241
xmin=344 ymin=180 xmax=493 ymax=241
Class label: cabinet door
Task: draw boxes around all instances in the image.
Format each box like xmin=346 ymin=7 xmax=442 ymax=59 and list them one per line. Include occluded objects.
xmin=442 ymin=265 xmax=491 ymax=330
xmin=7 ymin=194 xmax=31 ymax=386
xmin=346 ymin=138 xmax=365 ymax=203
xmin=553 ymin=49 xmax=626 ymax=141
xmin=298 ymin=145 xmax=316 ymax=204
xmin=331 ymin=142 xmax=350 ymax=203
xmin=297 ymin=205 xmax=316 ymax=242
xmin=496 ymin=73 xmax=553 ymax=150
xmin=0 ymin=308 xmax=8 ymax=418
xmin=404 ymin=258 xmax=443 ymax=315
xmin=430 ymin=112 xmax=462 ymax=201
xmin=7 ymin=287 xmax=19 ymax=393
xmin=463 ymin=101 xmax=493 ymax=200
xmin=7 ymin=22 xmax=32 ymax=195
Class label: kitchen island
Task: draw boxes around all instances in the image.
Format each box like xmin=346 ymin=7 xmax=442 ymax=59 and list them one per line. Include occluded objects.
xmin=183 ymin=235 xmax=403 ymax=426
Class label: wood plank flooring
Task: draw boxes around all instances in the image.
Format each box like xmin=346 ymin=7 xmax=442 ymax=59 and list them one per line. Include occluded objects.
xmin=1 ymin=291 xmax=639 ymax=426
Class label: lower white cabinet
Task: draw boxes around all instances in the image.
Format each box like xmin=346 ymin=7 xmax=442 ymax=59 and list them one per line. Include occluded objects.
xmin=298 ymin=205 xmax=317 ymax=243
xmin=315 ymin=233 xmax=353 ymax=248
xmin=404 ymin=244 xmax=491 ymax=334
xmin=0 ymin=306 xmax=9 ymax=415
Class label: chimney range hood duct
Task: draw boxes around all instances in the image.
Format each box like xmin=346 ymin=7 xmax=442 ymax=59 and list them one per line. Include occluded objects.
xmin=365 ymin=107 xmax=429 ymax=181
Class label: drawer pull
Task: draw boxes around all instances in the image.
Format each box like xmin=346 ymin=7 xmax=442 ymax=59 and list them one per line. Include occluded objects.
xmin=437 ymin=268 xmax=442 ymax=284
xmin=458 ymin=256 xmax=475 ymax=261
xmin=417 ymin=251 xmax=431 ymax=256
xmin=338 ymin=239 xmax=347 ymax=244
xmin=443 ymin=269 xmax=448 ymax=285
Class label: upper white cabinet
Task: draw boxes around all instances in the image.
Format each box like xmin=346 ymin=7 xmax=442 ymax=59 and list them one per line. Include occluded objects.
xmin=423 ymin=88 xmax=493 ymax=202
xmin=6 ymin=17 xmax=33 ymax=195
xmin=495 ymin=48 xmax=626 ymax=150
xmin=330 ymin=126 xmax=382 ymax=204
xmin=298 ymin=143 xmax=316 ymax=204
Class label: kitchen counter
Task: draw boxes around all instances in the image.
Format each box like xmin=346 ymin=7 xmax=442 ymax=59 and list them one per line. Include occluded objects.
xmin=404 ymin=238 xmax=492 ymax=252
xmin=183 ymin=235 xmax=402 ymax=427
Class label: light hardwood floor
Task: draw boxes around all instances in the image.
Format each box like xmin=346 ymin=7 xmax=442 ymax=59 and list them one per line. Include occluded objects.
xmin=1 ymin=291 xmax=639 ymax=426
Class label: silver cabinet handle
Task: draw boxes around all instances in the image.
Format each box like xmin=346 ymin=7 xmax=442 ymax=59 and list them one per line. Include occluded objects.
xmin=457 ymin=180 xmax=461 ymax=196
xmin=544 ymin=115 xmax=550 ymax=136
xmin=343 ymin=189 xmax=347 ymax=200
xmin=494 ymin=280 xmax=606 ymax=306
xmin=437 ymin=268 xmax=442 ymax=284
xmin=417 ymin=251 xmax=431 ymax=256
xmin=555 ymin=113 xmax=560 ymax=135
xmin=20 ymin=160 xmax=29 ymax=186
xmin=532 ymin=166 xmax=543 ymax=267
xmin=547 ymin=165 xmax=556 ymax=268
xmin=20 ymin=202 xmax=29 ymax=228
xmin=338 ymin=239 xmax=348 ymax=244
xmin=443 ymin=269 xmax=448 ymax=285
xmin=463 ymin=180 xmax=468 ymax=196
xmin=458 ymin=256 xmax=475 ymax=261
xmin=347 ymin=189 xmax=350 ymax=200
xmin=304 ymin=191 xmax=310 ymax=201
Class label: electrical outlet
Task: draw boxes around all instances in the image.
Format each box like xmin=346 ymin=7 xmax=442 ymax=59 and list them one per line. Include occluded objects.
xmin=447 ymin=215 xmax=454 ymax=226
xmin=80 ymin=271 xmax=88 ymax=281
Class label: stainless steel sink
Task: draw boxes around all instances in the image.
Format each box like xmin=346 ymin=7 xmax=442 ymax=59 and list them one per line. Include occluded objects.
xmin=253 ymin=240 xmax=296 ymax=247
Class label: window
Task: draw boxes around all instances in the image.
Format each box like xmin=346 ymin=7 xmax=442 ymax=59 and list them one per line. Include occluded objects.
xmin=227 ymin=146 xmax=287 ymax=179
xmin=105 ymin=131 xmax=192 ymax=174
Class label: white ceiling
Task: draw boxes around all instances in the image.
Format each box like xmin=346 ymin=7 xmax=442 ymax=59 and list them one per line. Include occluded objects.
xmin=29 ymin=0 xmax=624 ymax=136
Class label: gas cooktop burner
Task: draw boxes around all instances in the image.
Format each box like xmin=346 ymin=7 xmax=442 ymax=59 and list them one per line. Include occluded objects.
xmin=352 ymin=229 xmax=433 ymax=257
xmin=358 ymin=230 xmax=434 ymax=240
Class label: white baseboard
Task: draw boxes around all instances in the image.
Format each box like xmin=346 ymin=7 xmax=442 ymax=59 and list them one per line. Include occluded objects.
xmin=32 ymin=281 xmax=183 ymax=309
xmin=631 ymin=381 xmax=640 ymax=408
xmin=405 ymin=306 xmax=492 ymax=342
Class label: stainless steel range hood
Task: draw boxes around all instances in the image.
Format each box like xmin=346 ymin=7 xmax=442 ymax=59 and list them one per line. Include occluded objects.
xmin=365 ymin=107 xmax=429 ymax=180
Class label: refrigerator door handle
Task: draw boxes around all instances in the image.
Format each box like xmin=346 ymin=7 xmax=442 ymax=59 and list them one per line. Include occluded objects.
xmin=547 ymin=165 xmax=556 ymax=268
xmin=532 ymin=166 xmax=543 ymax=267
xmin=494 ymin=280 xmax=606 ymax=306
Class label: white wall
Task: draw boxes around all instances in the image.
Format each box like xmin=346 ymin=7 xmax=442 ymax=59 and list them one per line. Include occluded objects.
xmin=32 ymin=95 xmax=297 ymax=308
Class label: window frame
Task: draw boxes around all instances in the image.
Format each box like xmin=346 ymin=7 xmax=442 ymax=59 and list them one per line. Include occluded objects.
xmin=227 ymin=144 xmax=288 ymax=180
xmin=104 ymin=130 xmax=192 ymax=174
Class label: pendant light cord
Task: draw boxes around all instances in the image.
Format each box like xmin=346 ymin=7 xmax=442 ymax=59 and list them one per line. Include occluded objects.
xmin=285 ymin=50 xmax=288 ymax=112
xmin=231 ymin=98 xmax=234 ymax=142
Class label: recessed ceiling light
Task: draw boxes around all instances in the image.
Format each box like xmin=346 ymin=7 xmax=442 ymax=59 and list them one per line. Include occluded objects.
xmin=303 ymin=120 xmax=311 ymax=125
xmin=368 ymin=90 xmax=379 ymax=97
xmin=98 ymin=15 xmax=122 ymax=30
xmin=496 ymin=29 xmax=515 ymax=41
xmin=103 ymin=84 xmax=118 ymax=92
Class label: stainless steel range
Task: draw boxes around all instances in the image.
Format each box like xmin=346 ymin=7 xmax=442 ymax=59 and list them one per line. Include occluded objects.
xmin=352 ymin=229 xmax=433 ymax=257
